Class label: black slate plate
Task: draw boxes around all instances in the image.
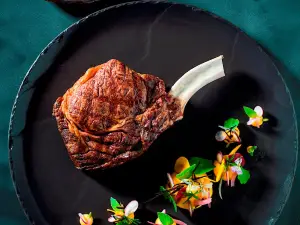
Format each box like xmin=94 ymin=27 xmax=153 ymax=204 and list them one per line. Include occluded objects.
xmin=9 ymin=1 xmax=298 ymax=225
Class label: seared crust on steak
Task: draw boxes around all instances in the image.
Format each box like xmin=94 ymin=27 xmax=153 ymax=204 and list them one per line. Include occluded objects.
xmin=53 ymin=59 xmax=181 ymax=170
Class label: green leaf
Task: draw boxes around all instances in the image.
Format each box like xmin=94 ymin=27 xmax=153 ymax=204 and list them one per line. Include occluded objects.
xmin=176 ymin=164 xmax=196 ymax=180
xmin=159 ymin=186 xmax=177 ymax=212
xmin=189 ymin=157 xmax=215 ymax=175
xmin=116 ymin=221 xmax=127 ymax=225
xmin=263 ymin=118 xmax=269 ymax=122
xmin=229 ymin=154 xmax=235 ymax=162
xmin=238 ymin=168 xmax=250 ymax=184
xmin=183 ymin=191 xmax=199 ymax=203
xmin=247 ymin=146 xmax=257 ymax=157
xmin=110 ymin=197 xmax=121 ymax=211
xmin=243 ymin=106 xmax=257 ymax=118
xmin=117 ymin=217 xmax=140 ymax=225
xmin=127 ymin=218 xmax=141 ymax=225
xmin=224 ymin=118 xmax=239 ymax=129
xmin=157 ymin=212 xmax=174 ymax=225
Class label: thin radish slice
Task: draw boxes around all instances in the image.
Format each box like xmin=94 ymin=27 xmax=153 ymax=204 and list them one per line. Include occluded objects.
xmin=219 ymin=179 xmax=223 ymax=200
xmin=194 ymin=198 xmax=212 ymax=206
xmin=167 ymin=173 xmax=174 ymax=187
xmin=173 ymin=219 xmax=187 ymax=225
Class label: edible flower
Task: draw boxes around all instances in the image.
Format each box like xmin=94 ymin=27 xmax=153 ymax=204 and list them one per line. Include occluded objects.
xmin=213 ymin=145 xmax=250 ymax=199
xmin=160 ymin=156 xmax=214 ymax=216
xmin=108 ymin=197 xmax=140 ymax=224
xmin=243 ymin=106 xmax=268 ymax=128
xmin=147 ymin=210 xmax=187 ymax=225
xmin=216 ymin=118 xmax=241 ymax=147
xmin=247 ymin=146 xmax=257 ymax=156
xmin=78 ymin=212 xmax=93 ymax=225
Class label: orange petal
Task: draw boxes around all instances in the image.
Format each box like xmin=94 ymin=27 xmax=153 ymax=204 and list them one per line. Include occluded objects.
xmin=222 ymin=168 xmax=235 ymax=181
xmin=214 ymin=160 xmax=225 ymax=182
xmin=229 ymin=144 xmax=242 ymax=156
xmin=235 ymin=127 xmax=240 ymax=136
xmin=174 ymin=157 xmax=190 ymax=173
xmin=128 ymin=213 xmax=134 ymax=219
xmin=176 ymin=197 xmax=190 ymax=210
xmin=170 ymin=173 xmax=181 ymax=186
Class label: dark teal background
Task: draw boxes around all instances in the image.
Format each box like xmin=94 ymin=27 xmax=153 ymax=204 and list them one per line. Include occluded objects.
xmin=1 ymin=0 xmax=299 ymax=224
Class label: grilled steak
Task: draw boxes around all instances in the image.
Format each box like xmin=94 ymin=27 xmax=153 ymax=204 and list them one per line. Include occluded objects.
xmin=53 ymin=59 xmax=182 ymax=170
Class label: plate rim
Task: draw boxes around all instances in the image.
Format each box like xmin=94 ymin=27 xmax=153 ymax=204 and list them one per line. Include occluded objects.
xmin=8 ymin=1 xmax=298 ymax=224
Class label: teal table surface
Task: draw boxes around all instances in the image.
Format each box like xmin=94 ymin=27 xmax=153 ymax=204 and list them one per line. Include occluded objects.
xmin=1 ymin=0 xmax=300 ymax=224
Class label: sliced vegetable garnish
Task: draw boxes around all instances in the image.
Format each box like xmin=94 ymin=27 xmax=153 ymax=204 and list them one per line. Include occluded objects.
xmin=194 ymin=198 xmax=212 ymax=206
xmin=218 ymin=179 xmax=223 ymax=200
xmin=167 ymin=173 xmax=174 ymax=187
xmin=173 ymin=219 xmax=187 ymax=225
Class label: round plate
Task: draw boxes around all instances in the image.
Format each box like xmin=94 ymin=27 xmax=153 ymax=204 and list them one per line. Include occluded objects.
xmin=9 ymin=1 xmax=298 ymax=225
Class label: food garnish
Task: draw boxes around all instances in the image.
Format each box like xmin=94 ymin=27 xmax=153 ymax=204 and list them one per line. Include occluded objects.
xmin=213 ymin=145 xmax=250 ymax=199
xmin=216 ymin=118 xmax=241 ymax=147
xmin=147 ymin=210 xmax=187 ymax=225
xmin=75 ymin=101 xmax=263 ymax=222
xmin=160 ymin=156 xmax=214 ymax=216
xmin=243 ymin=106 xmax=268 ymax=128
xmin=78 ymin=212 xmax=93 ymax=225
xmin=247 ymin=146 xmax=257 ymax=156
xmin=108 ymin=197 xmax=140 ymax=224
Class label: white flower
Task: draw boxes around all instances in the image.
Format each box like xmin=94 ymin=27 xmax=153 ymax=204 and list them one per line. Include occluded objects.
xmin=181 ymin=179 xmax=192 ymax=185
xmin=186 ymin=184 xmax=200 ymax=193
xmin=247 ymin=106 xmax=264 ymax=128
xmin=234 ymin=157 xmax=242 ymax=166
xmin=254 ymin=106 xmax=263 ymax=117
xmin=124 ymin=200 xmax=138 ymax=216
xmin=204 ymin=183 xmax=213 ymax=189
xmin=231 ymin=166 xmax=242 ymax=175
